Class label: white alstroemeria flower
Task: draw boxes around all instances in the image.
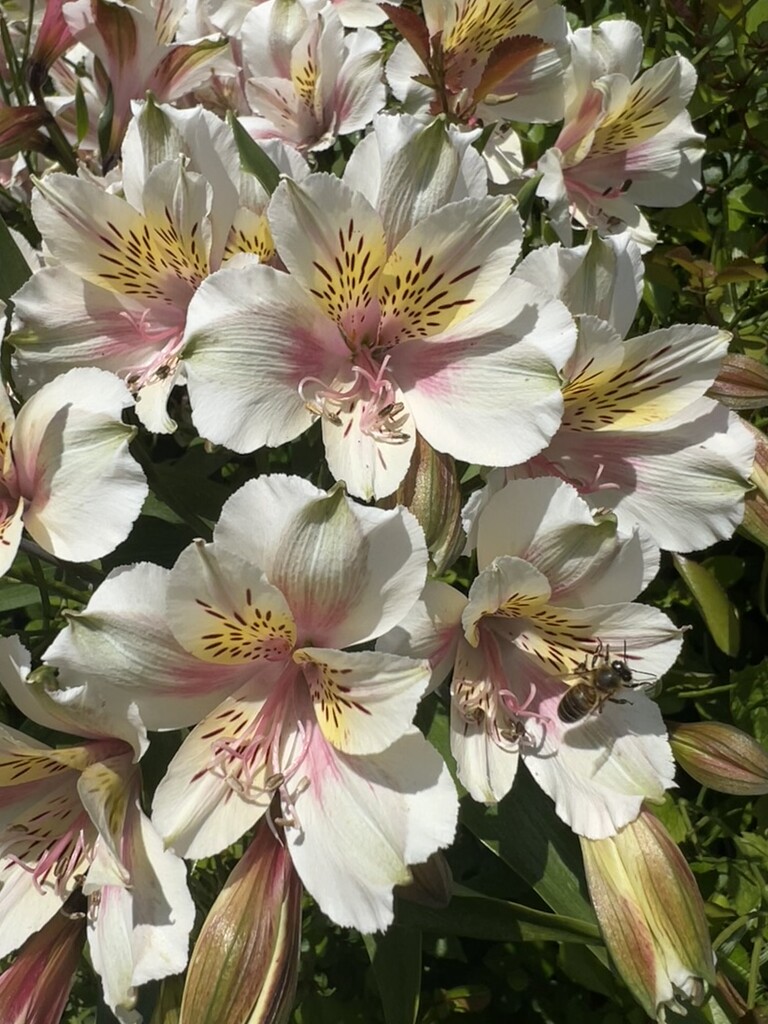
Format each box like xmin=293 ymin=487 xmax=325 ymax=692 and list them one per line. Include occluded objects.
xmin=42 ymin=475 xmax=459 ymax=932
xmin=536 ymin=20 xmax=703 ymax=247
xmin=0 ymin=637 xmax=194 ymax=1024
xmin=0 ymin=368 xmax=147 ymax=577
xmin=10 ymin=101 xmax=308 ymax=433
xmin=183 ymin=167 xmax=575 ymax=499
xmin=240 ymin=0 xmax=386 ymax=152
xmin=387 ymin=0 xmax=568 ymax=125
xmin=380 ymin=477 xmax=682 ymax=840
xmin=469 ymin=238 xmax=755 ymax=553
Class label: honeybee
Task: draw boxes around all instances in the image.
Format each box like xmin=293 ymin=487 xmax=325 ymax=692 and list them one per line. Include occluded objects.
xmin=557 ymin=644 xmax=636 ymax=725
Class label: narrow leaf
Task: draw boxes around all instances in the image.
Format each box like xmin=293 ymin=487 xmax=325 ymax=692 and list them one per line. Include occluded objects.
xmin=0 ymin=215 xmax=32 ymax=302
xmin=229 ymin=116 xmax=281 ymax=195
xmin=364 ymin=925 xmax=421 ymax=1024
xmin=673 ymin=554 xmax=740 ymax=655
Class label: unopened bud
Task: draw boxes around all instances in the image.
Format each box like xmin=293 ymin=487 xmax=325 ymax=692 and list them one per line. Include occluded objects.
xmin=740 ymin=421 xmax=768 ymax=547
xmin=0 ymin=901 xmax=85 ymax=1023
xmin=180 ymin=820 xmax=302 ymax=1024
xmin=381 ymin=435 xmax=464 ymax=575
xmin=708 ymin=355 xmax=768 ymax=410
xmin=668 ymin=720 xmax=768 ymax=795
xmin=0 ymin=107 xmax=49 ymax=159
xmin=581 ymin=809 xmax=716 ymax=1022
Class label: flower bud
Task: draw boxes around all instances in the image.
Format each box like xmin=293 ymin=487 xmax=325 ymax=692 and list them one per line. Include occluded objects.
xmin=740 ymin=421 xmax=768 ymax=548
xmin=0 ymin=899 xmax=86 ymax=1024
xmin=581 ymin=809 xmax=716 ymax=1022
xmin=180 ymin=820 xmax=302 ymax=1024
xmin=708 ymin=355 xmax=768 ymax=411
xmin=381 ymin=435 xmax=464 ymax=575
xmin=668 ymin=720 xmax=768 ymax=795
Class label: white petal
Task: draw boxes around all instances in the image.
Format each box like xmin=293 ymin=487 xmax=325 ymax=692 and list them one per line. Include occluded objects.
xmin=44 ymin=563 xmax=249 ymax=732
xmin=296 ymin=647 xmax=429 ymax=754
xmin=13 ymin=369 xmax=147 ymax=563
xmin=286 ymin=727 xmax=458 ymax=931
xmin=524 ymin=675 xmax=675 ymax=839
xmin=183 ymin=262 xmax=337 ymax=452
xmin=215 ymin=475 xmax=429 ymax=649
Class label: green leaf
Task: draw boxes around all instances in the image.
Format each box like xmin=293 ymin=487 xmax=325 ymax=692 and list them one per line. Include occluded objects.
xmin=74 ymin=79 xmax=89 ymax=146
xmin=364 ymin=925 xmax=421 ymax=1024
xmin=0 ymin=215 xmax=32 ymax=303
xmin=397 ymin=886 xmax=601 ymax=945
xmin=673 ymin=554 xmax=741 ymax=655
xmin=0 ymin=579 xmax=40 ymax=612
xmin=731 ymin=659 xmax=768 ymax=747
xmin=229 ymin=116 xmax=281 ymax=195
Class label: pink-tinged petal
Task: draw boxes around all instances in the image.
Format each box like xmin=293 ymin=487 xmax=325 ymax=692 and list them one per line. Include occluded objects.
xmin=449 ymin=639 xmax=519 ymax=802
xmin=44 ymin=564 xmax=251 ymax=731
xmin=183 ymin=261 xmax=343 ymax=453
xmin=321 ymin=392 xmax=416 ymax=500
xmin=0 ymin=861 xmax=65 ymax=959
xmin=149 ymin=38 xmax=231 ymax=102
xmin=215 ymin=476 xmax=428 ymax=649
xmin=321 ymin=24 xmax=385 ymax=140
xmin=10 ymin=267 xmax=183 ymax=393
xmin=167 ymin=540 xmax=297 ymax=665
xmin=285 ymin=726 xmax=458 ymax=931
xmin=522 ymin=669 xmax=675 ymax=839
xmin=392 ymin=281 xmax=575 ymax=467
xmin=89 ymin=804 xmax=194 ymax=1017
xmin=377 ymin=578 xmax=467 ymax=692
xmin=268 ymin=174 xmax=387 ymax=340
xmin=152 ymin=684 xmax=282 ymax=859
xmin=11 ymin=368 xmax=148 ymax=564
xmin=295 ymin=647 xmax=429 ymax=754
xmin=0 ymin=902 xmax=85 ymax=1024
xmin=621 ymin=113 xmax=704 ymax=207
xmin=463 ymin=557 xmax=551 ymax=646
xmin=553 ymin=400 xmax=755 ymax=553
xmin=0 ymin=497 xmax=24 ymax=578
xmin=377 ymin=196 xmax=522 ymax=345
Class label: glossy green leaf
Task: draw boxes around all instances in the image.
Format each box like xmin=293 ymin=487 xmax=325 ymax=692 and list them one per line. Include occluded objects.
xmin=229 ymin=116 xmax=281 ymax=195
xmin=673 ymin=554 xmax=740 ymax=655
xmin=364 ymin=925 xmax=421 ymax=1024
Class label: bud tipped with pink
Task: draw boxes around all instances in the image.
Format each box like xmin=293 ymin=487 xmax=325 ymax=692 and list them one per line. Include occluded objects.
xmin=581 ymin=809 xmax=716 ymax=1022
xmin=0 ymin=899 xmax=86 ymax=1024
xmin=668 ymin=720 xmax=768 ymax=795
xmin=179 ymin=820 xmax=302 ymax=1024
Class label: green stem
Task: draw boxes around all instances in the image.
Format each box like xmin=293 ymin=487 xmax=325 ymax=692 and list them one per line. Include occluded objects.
xmin=677 ymin=683 xmax=735 ymax=698
xmin=747 ymin=932 xmax=764 ymax=1009
xmin=6 ymin=570 xmax=89 ymax=605
xmin=28 ymin=555 xmax=51 ymax=631
xmin=691 ymin=0 xmax=761 ymax=66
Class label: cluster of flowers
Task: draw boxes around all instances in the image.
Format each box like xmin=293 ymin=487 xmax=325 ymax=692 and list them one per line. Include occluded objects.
xmin=0 ymin=0 xmax=761 ymax=1021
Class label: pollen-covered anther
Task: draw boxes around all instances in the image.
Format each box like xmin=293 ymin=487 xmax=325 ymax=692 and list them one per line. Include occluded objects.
xmin=298 ymin=353 xmax=410 ymax=445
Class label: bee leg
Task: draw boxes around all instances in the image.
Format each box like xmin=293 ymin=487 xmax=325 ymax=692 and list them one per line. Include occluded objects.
xmin=609 ymin=697 xmax=631 ymax=706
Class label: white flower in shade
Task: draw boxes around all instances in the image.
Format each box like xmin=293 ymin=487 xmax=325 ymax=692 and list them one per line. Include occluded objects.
xmin=240 ymin=0 xmax=386 ymax=152
xmin=182 ymin=161 xmax=575 ymax=499
xmin=379 ymin=477 xmax=682 ymax=840
xmin=386 ymin=0 xmax=568 ymax=125
xmin=0 ymin=368 xmax=147 ymax=577
xmin=0 ymin=637 xmax=194 ymax=1024
xmin=10 ymin=101 xmax=307 ymax=433
xmin=42 ymin=475 xmax=459 ymax=932
xmin=536 ymin=20 xmax=704 ymax=247
xmin=467 ymin=236 xmax=756 ymax=553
